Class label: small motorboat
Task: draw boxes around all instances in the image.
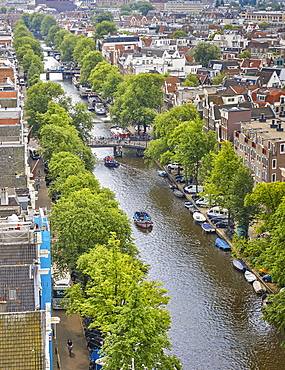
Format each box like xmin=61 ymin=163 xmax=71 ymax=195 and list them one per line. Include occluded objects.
xmin=244 ymin=271 xmax=257 ymax=283
xmin=193 ymin=211 xmax=207 ymax=224
xmin=232 ymin=258 xmax=247 ymax=272
xmin=253 ymin=280 xmax=266 ymax=295
xmin=104 ymin=156 xmax=119 ymax=168
xmin=184 ymin=200 xmax=195 ymax=210
xmin=133 ymin=211 xmax=153 ymax=229
xmin=158 ymin=170 xmax=167 ymax=177
xmin=215 ymin=238 xmax=231 ymax=251
xmin=169 ymin=183 xmax=178 ymax=189
xmin=201 ymin=223 xmax=216 ymax=234
xmin=172 ymin=189 xmax=185 ymax=198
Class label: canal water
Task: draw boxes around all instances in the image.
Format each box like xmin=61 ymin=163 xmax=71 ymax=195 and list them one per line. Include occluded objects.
xmin=44 ymin=57 xmax=285 ymax=369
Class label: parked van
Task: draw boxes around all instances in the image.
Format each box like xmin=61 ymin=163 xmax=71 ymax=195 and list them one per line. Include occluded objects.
xmin=29 ymin=147 xmax=41 ymax=160
xmin=206 ymin=206 xmax=228 ymax=219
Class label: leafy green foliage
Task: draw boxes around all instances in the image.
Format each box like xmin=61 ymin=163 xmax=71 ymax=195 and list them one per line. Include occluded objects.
xmin=80 ymin=50 xmax=105 ymax=83
xmin=211 ymin=72 xmax=227 ymax=85
xmin=204 ymin=141 xmax=243 ymax=209
xmin=73 ymin=37 xmax=96 ymax=65
xmin=51 ymin=191 xmax=136 ymax=269
xmin=45 ymin=25 xmax=63 ymax=46
xmin=92 ymin=11 xmax=114 ymax=25
xmin=65 ymin=235 xmax=181 ymax=369
xmin=190 ymin=42 xmax=221 ymax=67
xmin=94 ymin=21 xmax=117 ymax=40
xmin=111 ymin=73 xmax=164 ymax=128
xmin=238 ymin=50 xmax=251 ymax=59
xmin=182 ymin=73 xmax=199 ymax=86
xmin=59 ymin=33 xmax=79 ymax=62
xmin=89 ymin=61 xmax=119 ymax=92
xmin=170 ymin=30 xmax=188 ymax=39
xmin=40 ymin=15 xmax=56 ymax=35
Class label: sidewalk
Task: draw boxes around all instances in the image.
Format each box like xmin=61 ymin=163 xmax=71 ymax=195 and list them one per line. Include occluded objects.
xmin=30 ymin=158 xmax=90 ymax=369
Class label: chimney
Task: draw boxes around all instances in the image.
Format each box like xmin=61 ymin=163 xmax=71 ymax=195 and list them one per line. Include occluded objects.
xmin=277 ymin=123 xmax=284 ymax=132
xmin=259 ymin=113 xmax=266 ymax=122
xmin=270 ymin=119 xmax=277 ymax=128
xmin=0 ymin=188 xmax=8 ymax=206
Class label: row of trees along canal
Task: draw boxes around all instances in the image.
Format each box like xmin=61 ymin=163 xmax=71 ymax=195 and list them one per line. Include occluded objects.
xmin=15 ymin=12 xmax=285 ymax=363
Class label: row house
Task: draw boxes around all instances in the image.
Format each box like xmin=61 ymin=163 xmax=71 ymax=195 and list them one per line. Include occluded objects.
xmin=250 ymin=88 xmax=285 ymax=117
xmin=234 ymin=117 xmax=285 ymax=184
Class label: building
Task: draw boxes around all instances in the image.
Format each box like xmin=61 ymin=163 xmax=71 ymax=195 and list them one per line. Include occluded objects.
xmin=234 ymin=118 xmax=285 ymax=184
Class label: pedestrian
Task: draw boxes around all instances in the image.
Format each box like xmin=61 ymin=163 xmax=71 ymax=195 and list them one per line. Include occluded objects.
xmin=37 ymin=178 xmax=41 ymax=188
xmin=67 ymin=339 xmax=73 ymax=355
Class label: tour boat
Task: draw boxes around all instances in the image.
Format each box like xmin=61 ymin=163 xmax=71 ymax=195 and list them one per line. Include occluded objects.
xmin=104 ymin=156 xmax=119 ymax=168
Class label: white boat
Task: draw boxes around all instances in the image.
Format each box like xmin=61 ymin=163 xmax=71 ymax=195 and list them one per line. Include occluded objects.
xmin=110 ymin=125 xmax=130 ymax=138
xmin=253 ymin=280 xmax=266 ymax=295
xmin=193 ymin=211 xmax=207 ymax=224
xmin=172 ymin=189 xmax=185 ymax=198
xmin=95 ymin=103 xmax=107 ymax=115
xmin=244 ymin=271 xmax=257 ymax=283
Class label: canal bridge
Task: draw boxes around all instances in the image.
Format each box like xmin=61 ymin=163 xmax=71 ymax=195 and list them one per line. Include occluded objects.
xmin=88 ymin=136 xmax=149 ymax=157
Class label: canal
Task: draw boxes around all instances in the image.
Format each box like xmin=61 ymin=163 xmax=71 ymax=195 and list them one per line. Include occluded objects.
xmin=47 ymin=66 xmax=285 ymax=369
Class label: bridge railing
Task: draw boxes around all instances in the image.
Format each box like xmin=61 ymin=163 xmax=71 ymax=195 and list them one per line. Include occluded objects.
xmin=88 ymin=136 xmax=150 ymax=148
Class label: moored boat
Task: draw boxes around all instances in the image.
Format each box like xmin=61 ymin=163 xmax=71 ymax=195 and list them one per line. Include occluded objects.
xmin=184 ymin=200 xmax=195 ymax=210
xmin=244 ymin=271 xmax=257 ymax=283
xmin=110 ymin=125 xmax=130 ymax=138
xmin=193 ymin=211 xmax=207 ymax=224
xmin=133 ymin=211 xmax=153 ymax=229
xmin=253 ymin=280 xmax=266 ymax=295
xmin=215 ymin=237 xmax=231 ymax=251
xmin=172 ymin=189 xmax=185 ymax=198
xmin=158 ymin=170 xmax=167 ymax=177
xmin=104 ymin=156 xmax=119 ymax=168
xmin=201 ymin=223 xmax=216 ymax=234
xmin=169 ymin=183 xmax=178 ymax=189
xmin=95 ymin=103 xmax=107 ymax=115
xmin=232 ymin=258 xmax=247 ymax=272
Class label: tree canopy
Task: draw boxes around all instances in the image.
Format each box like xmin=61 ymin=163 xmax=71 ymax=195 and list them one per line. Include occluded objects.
xmin=190 ymin=42 xmax=221 ymax=67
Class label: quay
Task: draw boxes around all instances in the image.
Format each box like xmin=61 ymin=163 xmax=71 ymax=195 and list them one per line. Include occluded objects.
xmin=164 ymin=167 xmax=278 ymax=295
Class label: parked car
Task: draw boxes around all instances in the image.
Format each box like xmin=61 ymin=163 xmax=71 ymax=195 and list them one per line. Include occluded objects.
xmin=183 ymin=184 xmax=204 ymax=194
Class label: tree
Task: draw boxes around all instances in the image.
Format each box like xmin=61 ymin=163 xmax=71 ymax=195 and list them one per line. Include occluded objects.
xmin=68 ymin=102 xmax=94 ymax=143
xmin=238 ymin=50 xmax=251 ymax=59
xmin=45 ymin=24 xmax=62 ymax=46
xmin=227 ymin=165 xmax=257 ymax=238
xmin=224 ymin=24 xmax=233 ymax=30
xmin=40 ymin=15 xmax=56 ymax=35
xmin=59 ymin=33 xmax=79 ymax=62
xmin=190 ymin=42 xmax=221 ymax=67
xmin=22 ymin=50 xmax=43 ymax=75
xmin=51 ymin=190 xmax=136 ymax=270
xmin=244 ymin=182 xmax=285 ymax=234
xmin=94 ymin=21 xmax=117 ymax=40
xmin=211 ymin=72 xmax=227 ymax=85
xmin=92 ymin=11 xmax=114 ymax=25
xmin=13 ymin=24 xmax=32 ymax=39
xmin=259 ymin=22 xmax=269 ymax=28
xmin=170 ymin=30 xmax=188 ymax=39
xmin=111 ymin=73 xmax=164 ymax=129
xmin=182 ymin=73 xmax=199 ymax=86
xmin=15 ymin=44 xmax=33 ymax=64
xmin=145 ymin=104 xmax=201 ymax=164
xmin=172 ymin=119 xmax=217 ymax=187
xmin=30 ymin=13 xmax=45 ymax=33
xmin=53 ymin=29 xmax=70 ymax=49
xmin=25 ymin=81 xmax=66 ymax=136
xmin=80 ymin=50 xmax=105 ymax=83
xmin=13 ymin=36 xmax=42 ymax=58
xmin=56 ymin=172 xmax=101 ymax=199
xmin=39 ymin=123 xmax=95 ymax=171
xmin=138 ymin=2 xmax=155 ymax=15
xmin=89 ymin=61 xmax=119 ymax=92
xmin=73 ymin=37 xmax=96 ymax=66
xmin=65 ymin=235 xmax=181 ymax=369
xmin=203 ymin=141 xmax=243 ymax=210
xmin=101 ymin=70 xmax=124 ymax=99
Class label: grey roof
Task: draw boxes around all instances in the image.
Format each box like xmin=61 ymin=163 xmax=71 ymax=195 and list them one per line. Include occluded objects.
xmin=251 ymin=106 xmax=275 ymax=119
xmin=0 ymin=110 xmax=20 ymax=120
xmin=0 ymin=146 xmax=26 ymax=188
xmin=0 ymin=244 xmax=36 ymax=266
xmin=0 ymin=265 xmax=35 ymax=312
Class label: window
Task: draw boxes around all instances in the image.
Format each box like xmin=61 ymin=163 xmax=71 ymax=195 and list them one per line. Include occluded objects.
xmin=272 ymin=173 xmax=276 ymax=182
xmin=272 ymin=159 xmax=276 ymax=169
xmin=281 ymin=143 xmax=285 ymax=153
xmin=262 ymin=171 xmax=267 ymax=181
xmin=9 ymin=289 xmax=16 ymax=300
xmin=262 ymin=157 xmax=268 ymax=166
xmin=257 ymin=154 xmax=261 ymax=163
